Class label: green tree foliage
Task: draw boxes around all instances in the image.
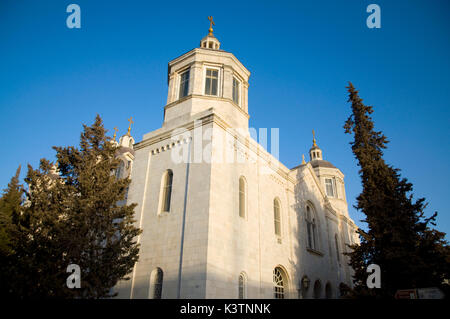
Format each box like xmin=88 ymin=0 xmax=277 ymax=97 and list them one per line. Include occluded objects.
xmin=0 ymin=166 xmax=27 ymax=297
xmin=343 ymin=82 xmax=449 ymax=298
xmin=0 ymin=166 xmax=23 ymax=257
xmin=0 ymin=115 xmax=141 ymax=298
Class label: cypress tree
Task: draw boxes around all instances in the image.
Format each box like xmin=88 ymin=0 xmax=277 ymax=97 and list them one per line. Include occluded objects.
xmin=0 ymin=115 xmax=141 ymax=298
xmin=344 ymin=82 xmax=449 ymax=298
xmin=0 ymin=166 xmax=23 ymax=256
xmin=0 ymin=166 xmax=26 ymax=297
xmin=51 ymin=114 xmax=142 ymax=298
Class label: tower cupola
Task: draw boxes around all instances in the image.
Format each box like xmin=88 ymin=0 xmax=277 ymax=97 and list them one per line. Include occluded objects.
xmin=114 ymin=117 xmax=135 ymax=181
xmin=309 ymin=130 xmax=323 ymax=161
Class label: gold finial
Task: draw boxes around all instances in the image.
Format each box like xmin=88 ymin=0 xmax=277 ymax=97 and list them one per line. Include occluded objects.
xmin=312 ymin=129 xmax=317 ymax=147
xmin=208 ymin=16 xmax=215 ymax=35
xmin=301 ymin=154 xmax=306 ymax=164
xmin=113 ymin=127 xmax=118 ymax=140
xmin=127 ymin=117 xmax=134 ymax=135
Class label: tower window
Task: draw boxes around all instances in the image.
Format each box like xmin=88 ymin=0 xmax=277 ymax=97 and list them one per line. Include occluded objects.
xmin=115 ymin=161 xmax=125 ymax=179
xmin=232 ymin=77 xmax=240 ymax=105
xmin=325 ymin=178 xmax=335 ymax=197
xmin=205 ymin=69 xmax=219 ymax=96
xmin=179 ymin=69 xmax=190 ymax=98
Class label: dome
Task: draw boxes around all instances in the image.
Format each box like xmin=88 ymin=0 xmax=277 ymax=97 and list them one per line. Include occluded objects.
xmin=310 ymin=159 xmax=336 ymax=169
xmin=200 ymin=34 xmax=221 ymax=50
xmin=307 ymin=130 xmax=336 ymax=168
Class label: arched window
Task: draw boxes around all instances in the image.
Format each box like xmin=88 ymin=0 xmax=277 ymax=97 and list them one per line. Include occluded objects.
xmin=339 ymin=282 xmax=348 ymax=298
xmin=325 ymin=178 xmax=336 ymax=197
xmin=300 ymin=276 xmax=310 ymax=299
xmin=161 ymin=170 xmax=173 ymax=213
xmin=239 ymin=176 xmax=246 ymax=218
xmin=238 ymin=272 xmax=247 ymax=299
xmin=306 ymin=205 xmax=317 ymax=250
xmin=149 ymin=267 xmax=163 ymax=299
xmin=325 ymin=282 xmax=332 ymax=299
xmin=273 ymin=267 xmax=288 ymax=299
xmin=273 ymin=198 xmax=281 ymax=236
xmin=313 ymin=280 xmax=321 ymax=299
xmin=335 ymin=234 xmax=340 ymax=264
xmin=115 ymin=160 xmax=125 ymax=179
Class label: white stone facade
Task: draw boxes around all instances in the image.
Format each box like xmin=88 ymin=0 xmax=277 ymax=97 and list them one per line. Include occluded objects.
xmin=113 ymin=31 xmax=359 ymax=299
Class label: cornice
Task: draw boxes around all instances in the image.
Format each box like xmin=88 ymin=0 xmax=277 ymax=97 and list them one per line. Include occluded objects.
xmin=164 ymin=94 xmax=250 ymax=119
xmin=168 ymin=48 xmax=250 ymax=78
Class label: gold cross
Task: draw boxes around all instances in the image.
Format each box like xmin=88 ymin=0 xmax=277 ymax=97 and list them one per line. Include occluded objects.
xmin=208 ymin=16 xmax=215 ymax=35
xmin=113 ymin=127 xmax=118 ymax=140
xmin=127 ymin=117 xmax=134 ymax=134
xmin=312 ymin=129 xmax=317 ymax=147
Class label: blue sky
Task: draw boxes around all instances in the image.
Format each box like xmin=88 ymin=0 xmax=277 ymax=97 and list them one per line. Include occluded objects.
xmin=1 ymin=0 xmax=449 ymax=238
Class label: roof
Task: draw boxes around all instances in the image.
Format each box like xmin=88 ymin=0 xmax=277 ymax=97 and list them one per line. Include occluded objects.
xmin=310 ymin=159 xmax=336 ymax=169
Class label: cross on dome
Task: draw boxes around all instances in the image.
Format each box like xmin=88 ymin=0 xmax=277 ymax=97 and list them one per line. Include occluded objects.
xmin=127 ymin=117 xmax=134 ymax=135
xmin=200 ymin=16 xmax=221 ymax=50
xmin=208 ymin=16 xmax=215 ymax=35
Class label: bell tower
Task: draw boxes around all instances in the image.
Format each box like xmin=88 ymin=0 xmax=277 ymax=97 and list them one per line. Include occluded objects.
xmin=163 ymin=17 xmax=251 ymax=130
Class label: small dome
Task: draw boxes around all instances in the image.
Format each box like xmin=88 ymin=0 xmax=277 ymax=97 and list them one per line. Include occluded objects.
xmin=119 ymin=134 xmax=135 ymax=149
xmin=200 ymin=34 xmax=221 ymax=50
xmin=309 ymin=130 xmax=323 ymax=161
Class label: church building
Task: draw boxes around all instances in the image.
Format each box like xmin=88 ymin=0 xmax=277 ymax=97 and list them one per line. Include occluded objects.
xmin=113 ymin=20 xmax=360 ymax=299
